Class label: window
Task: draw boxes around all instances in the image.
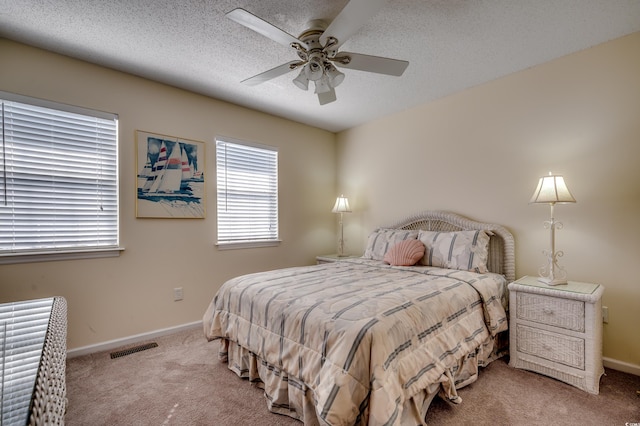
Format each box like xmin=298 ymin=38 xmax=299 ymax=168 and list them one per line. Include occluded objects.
xmin=0 ymin=92 xmax=120 ymax=263
xmin=216 ymin=138 xmax=278 ymax=248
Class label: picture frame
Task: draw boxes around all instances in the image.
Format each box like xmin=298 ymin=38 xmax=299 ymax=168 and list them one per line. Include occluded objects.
xmin=135 ymin=130 xmax=206 ymax=218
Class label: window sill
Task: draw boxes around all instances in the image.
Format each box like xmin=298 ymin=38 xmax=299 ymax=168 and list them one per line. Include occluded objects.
xmin=216 ymin=240 xmax=281 ymax=250
xmin=0 ymin=247 xmax=125 ymax=265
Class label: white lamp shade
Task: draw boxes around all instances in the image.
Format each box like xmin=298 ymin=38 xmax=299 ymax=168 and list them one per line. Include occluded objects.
xmin=314 ymin=77 xmax=331 ymax=94
xmin=325 ymin=63 xmax=345 ymax=88
xmin=307 ymin=58 xmax=323 ymax=81
xmin=292 ymin=69 xmax=309 ymax=90
xmin=332 ymin=195 xmax=351 ymax=213
xmin=530 ymin=174 xmax=576 ymax=204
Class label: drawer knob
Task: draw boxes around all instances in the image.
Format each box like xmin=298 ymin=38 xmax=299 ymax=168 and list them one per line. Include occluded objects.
xmin=542 ymin=308 xmax=554 ymax=315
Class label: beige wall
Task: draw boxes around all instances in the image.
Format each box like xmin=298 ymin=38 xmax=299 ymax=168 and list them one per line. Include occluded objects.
xmin=0 ymin=39 xmax=337 ymax=350
xmin=1 ymin=32 xmax=639 ymax=371
xmin=336 ymin=32 xmax=640 ymax=369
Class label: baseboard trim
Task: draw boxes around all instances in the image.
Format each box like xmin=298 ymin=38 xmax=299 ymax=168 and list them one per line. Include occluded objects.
xmin=67 ymin=321 xmax=203 ymax=359
xmin=603 ymin=357 xmax=640 ymax=376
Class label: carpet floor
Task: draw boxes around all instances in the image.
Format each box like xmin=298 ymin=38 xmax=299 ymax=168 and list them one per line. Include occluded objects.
xmin=66 ymin=326 xmax=640 ymax=425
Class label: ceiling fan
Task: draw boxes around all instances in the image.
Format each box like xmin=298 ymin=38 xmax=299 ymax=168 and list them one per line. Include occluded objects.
xmin=227 ymin=0 xmax=409 ymax=105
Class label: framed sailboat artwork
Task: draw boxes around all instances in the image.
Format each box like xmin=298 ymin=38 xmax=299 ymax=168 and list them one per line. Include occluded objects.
xmin=135 ymin=130 xmax=206 ymax=218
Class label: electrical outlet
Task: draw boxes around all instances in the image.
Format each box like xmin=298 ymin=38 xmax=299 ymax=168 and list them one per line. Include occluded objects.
xmin=602 ymin=306 xmax=609 ymax=323
xmin=173 ymin=287 xmax=184 ymax=301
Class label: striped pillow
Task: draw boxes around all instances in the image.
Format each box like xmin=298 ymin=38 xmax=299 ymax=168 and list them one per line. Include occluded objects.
xmin=418 ymin=230 xmax=490 ymax=273
xmin=363 ymin=228 xmax=419 ymax=261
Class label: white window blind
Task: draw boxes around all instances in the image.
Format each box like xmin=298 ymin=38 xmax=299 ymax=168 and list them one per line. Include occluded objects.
xmin=0 ymin=93 xmax=119 ymax=256
xmin=216 ymin=138 xmax=278 ymax=246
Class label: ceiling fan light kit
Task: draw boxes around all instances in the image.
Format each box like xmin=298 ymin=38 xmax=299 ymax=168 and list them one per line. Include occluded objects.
xmin=290 ymin=36 xmax=346 ymax=94
xmin=226 ymin=0 xmax=409 ymax=105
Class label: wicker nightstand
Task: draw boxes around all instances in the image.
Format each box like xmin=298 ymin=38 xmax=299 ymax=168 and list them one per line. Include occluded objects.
xmin=508 ymin=276 xmax=605 ymax=394
xmin=316 ymin=254 xmax=360 ymax=264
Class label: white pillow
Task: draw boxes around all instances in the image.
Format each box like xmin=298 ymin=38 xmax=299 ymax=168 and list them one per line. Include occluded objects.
xmin=363 ymin=228 xmax=419 ymax=261
xmin=418 ymin=230 xmax=490 ymax=273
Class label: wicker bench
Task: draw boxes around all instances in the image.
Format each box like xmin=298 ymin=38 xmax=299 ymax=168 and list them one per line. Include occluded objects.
xmin=0 ymin=297 xmax=67 ymax=425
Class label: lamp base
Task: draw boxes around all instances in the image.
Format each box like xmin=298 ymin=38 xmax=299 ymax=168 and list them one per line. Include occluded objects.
xmin=537 ymin=276 xmax=568 ymax=286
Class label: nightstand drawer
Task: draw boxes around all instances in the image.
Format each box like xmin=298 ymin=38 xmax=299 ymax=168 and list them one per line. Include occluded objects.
xmin=516 ymin=292 xmax=585 ymax=332
xmin=516 ymin=324 xmax=585 ymax=369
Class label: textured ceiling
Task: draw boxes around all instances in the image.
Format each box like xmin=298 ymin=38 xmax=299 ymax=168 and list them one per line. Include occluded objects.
xmin=1 ymin=0 xmax=639 ymax=132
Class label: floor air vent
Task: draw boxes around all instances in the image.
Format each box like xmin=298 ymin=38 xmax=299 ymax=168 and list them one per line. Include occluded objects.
xmin=110 ymin=342 xmax=158 ymax=359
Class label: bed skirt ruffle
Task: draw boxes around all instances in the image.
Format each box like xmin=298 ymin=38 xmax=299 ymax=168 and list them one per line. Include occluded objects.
xmin=216 ymin=332 xmax=506 ymax=425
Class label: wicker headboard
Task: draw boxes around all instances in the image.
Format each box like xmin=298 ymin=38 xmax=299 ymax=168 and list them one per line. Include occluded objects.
xmin=385 ymin=211 xmax=515 ymax=282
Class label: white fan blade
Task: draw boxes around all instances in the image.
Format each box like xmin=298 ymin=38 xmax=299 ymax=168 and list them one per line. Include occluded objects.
xmin=317 ymin=89 xmax=337 ymax=105
xmin=336 ymin=52 xmax=409 ymax=76
xmin=318 ymin=89 xmax=338 ymax=105
xmin=319 ymin=0 xmax=388 ymax=48
xmin=227 ymin=8 xmax=306 ymax=49
xmin=241 ymin=61 xmax=300 ymax=86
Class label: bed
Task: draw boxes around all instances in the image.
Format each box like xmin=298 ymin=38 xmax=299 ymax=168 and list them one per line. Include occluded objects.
xmin=203 ymin=211 xmax=515 ymax=425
